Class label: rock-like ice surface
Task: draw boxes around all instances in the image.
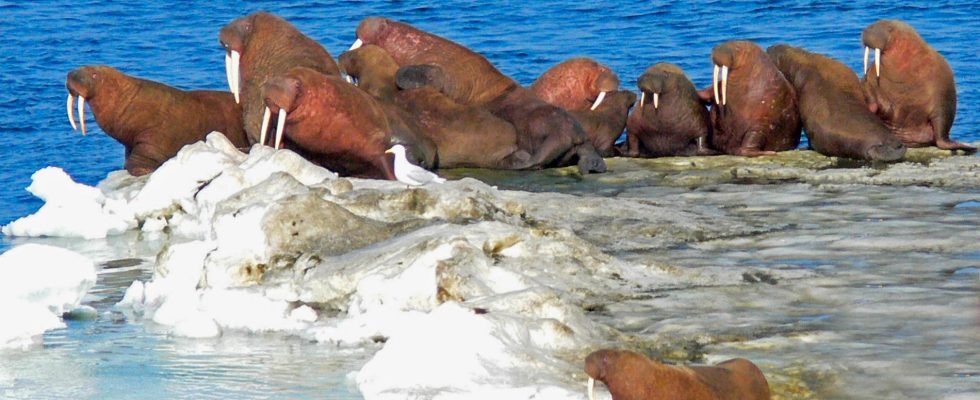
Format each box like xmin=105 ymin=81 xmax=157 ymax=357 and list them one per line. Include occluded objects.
xmin=5 ymin=138 xmax=980 ymax=398
xmin=0 ymin=244 xmax=96 ymax=349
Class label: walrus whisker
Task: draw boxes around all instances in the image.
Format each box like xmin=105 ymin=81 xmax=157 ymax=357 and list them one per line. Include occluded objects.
xmin=259 ymin=106 xmax=271 ymax=146
xmin=654 ymin=92 xmax=659 ymax=109
xmin=590 ymin=91 xmax=607 ymax=111
xmin=78 ymin=96 xmax=87 ymax=136
xmin=639 ymin=92 xmax=645 ymax=108
xmin=874 ymin=47 xmax=880 ymax=78
xmin=713 ymin=64 xmax=720 ymax=106
xmin=67 ymin=93 xmax=77 ymax=131
xmin=721 ymin=65 xmax=729 ymax=106
xmin=863 ymin=46 xmax=870 ymax=76
xmin=588 ymin=377 xmax=596 ymax=400
xmin=349 ymin=38 xmax=363 ymax=51
xmin=231 ymin=50 xmax=241 ymax=103
xmin=274 ymin=109 xmax=287 ymax=149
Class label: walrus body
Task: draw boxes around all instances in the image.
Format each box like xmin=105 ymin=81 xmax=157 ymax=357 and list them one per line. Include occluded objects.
xmin=767 ymin=44 xmax=906 ymax=161
xmin=394 ymin=87 xmax=531 ymax=169
xmin=627 ymin=63 xmax=713 ymax=157
xmin=261 ymin=67 xmax=434 ymax=179
xmin=585 ymin=349 xmax=771 ymax=400
xmin=702 ymin=41 xmax=801 ymax=156
xmin=219 ymin=12 xmax=340 ymax=145
xmin=354 ymin=17 xmax=606 ymax=174
xmin=66 ymin=65 xmax=248 ymax=176
xmin=861 ymin=20 xmax=974 ymax=152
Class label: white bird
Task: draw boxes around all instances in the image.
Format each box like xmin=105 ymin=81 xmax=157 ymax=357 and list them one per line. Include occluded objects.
xmin=385 ymin=144 xmax=446 ymax=186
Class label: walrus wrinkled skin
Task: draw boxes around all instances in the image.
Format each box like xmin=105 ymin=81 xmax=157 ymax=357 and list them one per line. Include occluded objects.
xmin=767 ymin=45 xmax=906 ymax=162
xmin=394 ymin=87 xmax=532 ymax=169
xmin=355 ymin=17 xmax=606 ymax=174
xmin=338 ymin=44 xmax=399 ymax=102
xmin=700 ymin=41 xmax=801 ymax=156
xmin=861 ymin=20 xmax=974 ymax=152
xmin=261 ymin=67 xmax=435 ymax=179
xmin=219 ymin=12 xmax=340 ymax=145
xmin=626 ymin=63 xmax=714 ymax=157
xmin=65 ymin=65 xmax=248 ymax=176
xmin=530 ymin=57 xmax=620 ymax=111
xmin=570 ymin=90 xmax=636 ymax=157
xmin=585 ymin=349 xmax=771 ymax=400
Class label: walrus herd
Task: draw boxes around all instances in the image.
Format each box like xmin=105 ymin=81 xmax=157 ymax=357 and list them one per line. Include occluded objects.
xmin=62 ymin=14 xmax=973 ymax=397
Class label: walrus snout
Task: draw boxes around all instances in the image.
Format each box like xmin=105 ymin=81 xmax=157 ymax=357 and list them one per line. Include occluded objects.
xmin=867 ymin=140 xmax=907 ymax=162
xmin=259 ymin=76 xmax=300 ymax=148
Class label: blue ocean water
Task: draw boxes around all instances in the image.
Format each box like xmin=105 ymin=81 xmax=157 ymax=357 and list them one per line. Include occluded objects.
xmin=1 ymin=1 xmax=979 ymax=229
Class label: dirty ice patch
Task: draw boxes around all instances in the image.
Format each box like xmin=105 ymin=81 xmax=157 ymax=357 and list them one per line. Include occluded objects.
xmin=0 ymin=244 xmax=96 ymax=349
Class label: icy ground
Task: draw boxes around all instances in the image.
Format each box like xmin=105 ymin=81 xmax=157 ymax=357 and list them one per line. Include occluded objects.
xmin=2 ymin=133 xmax=978 ymax=399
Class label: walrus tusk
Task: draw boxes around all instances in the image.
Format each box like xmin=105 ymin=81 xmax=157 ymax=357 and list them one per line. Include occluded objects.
xmin=225 ymin=52 xmax=234 ymax=98
xmin=639 ymin=92 xmax=645 ymax=108
xmin=274 ymin=109 xmax=287 ymax=149
xmin=231 ymin=50 xmax=241 ymax=104
xmin=721 ymin=65 xmax=729 ymax=106
xmin=863 ymin=46 xmax=869 ymax=76
xmin=342 ymin=72 xmax=354 ymax=84
xmin=590 ymin=91 xmax=607 ymax=111
xmin=259 ymin=106 xmax=271 ymax=146
xmin=713 ymin=64 xmax=720 ymax=106
xmin=874 ymin=47 xmax=880 ymax=78
xmin=349 ymin=38 xmax=363 ymax=51
xmin=67 ymin=93 xmax=77 ymax=131
xmin=78 ymin=96 xmax=87 ymax=136
xmin=588 ymin=378 xmax=596 ymax=400
xmin=654 ymin=92 xmax=660 ymax=109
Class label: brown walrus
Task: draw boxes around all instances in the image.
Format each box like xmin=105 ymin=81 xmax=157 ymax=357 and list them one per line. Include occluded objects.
xmin=260 ymin=67 xmax=435 ymax=179
xmin=353 ymin=17 xmax=606 ymax=174
xmin=699 ymin=41 xmax=801 ymax=156
xmin=767 ymin=44 xmax=906 ymax=162
xmin=393 ymin=87 xmax=532 ymax=169
xmin=219 ymin=11 xmax=340 ymax=146
xmin=338 ymin=44 xmax=399 ymax=102
xmin=626 ymin=63 xmax=714 ymax=157
xmin=861 ymin=20 xmax=974 ymax=152
xmin=569 ymin=90 xmax=636 ymax=157
xmin=585 ymin=349 xmax=771 ymax=400
xmin=530 ymin=57 xmax=620 ymax=112
xmin=65 ymin=65 xmax=248 ymax=176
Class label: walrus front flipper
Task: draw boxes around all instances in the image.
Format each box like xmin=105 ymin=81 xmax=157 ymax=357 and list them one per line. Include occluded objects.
xmin=932 ymin=115 xmax=977 ymax=153
xmin=734 ymin=131 xmax=776 ymax=157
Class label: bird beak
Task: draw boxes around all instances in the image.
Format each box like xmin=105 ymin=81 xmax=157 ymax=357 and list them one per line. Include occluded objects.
xmin=384 ymin=149 xmax=394 ymax=154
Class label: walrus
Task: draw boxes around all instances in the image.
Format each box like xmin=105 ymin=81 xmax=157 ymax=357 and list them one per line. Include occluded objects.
xmin=626 ymin=63 xmax=714 ymax=157
xmin=585 ymin=349 xmax=771 ymax=400
xmin=530 ymin=57 xmax=621 ymax=112
xmin=767 ymin=44 xmax=906 ymax=162
xmin=260 ymin=67 xmax=434 ymax=179
xmin=569 ymin=90 xmax=636 ymax=157
xmin=219 ymin=11 xmax=340 ymax=145
xmin=338 ymin=44 xmax=399 ymax=102
xmin=861 ymin=20 xmax=974 ymax=152
xmin=699 ymin=41 xmax=801 ymax=156
xmin=393 ymin=87 xmax=532 ymax=169
xmin=353 ymin=17 xmax=606 ymax=173
xmin=65 ymin=65 xmax=248 ymax=176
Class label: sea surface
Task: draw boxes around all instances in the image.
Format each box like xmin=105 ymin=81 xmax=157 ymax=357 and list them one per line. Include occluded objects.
xmin=1 ymin=1 xmax=978 ymax=399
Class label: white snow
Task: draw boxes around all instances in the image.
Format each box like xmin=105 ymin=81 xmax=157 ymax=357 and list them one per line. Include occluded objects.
xmin=0 ymin=244 xmax=96 ymax=349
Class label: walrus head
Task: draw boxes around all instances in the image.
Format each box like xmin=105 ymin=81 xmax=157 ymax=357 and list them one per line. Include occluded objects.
xmin=637 ymin=63 xmax=688 ymax=109
xmin=65 ymin=65 xmax=126 ymax=136
xmin=866 ymin=140 xmax=907 ymax=162
xmin=861 ymin=20 xmax=920 ymax=79
xmin=338 ymin=44 xmax=398 ymax=90
xmin=710 ymin=41 xmax=763 ymax=108
xmin=259 ymin=72 xmax=303 ymax=149
xmin=218 ymin=15 xmax=255 ymax=104
xmin=584 ymin=349 xmax=638 ymax=400
xmin=350 ymin=16 xmax=390 ymax=51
